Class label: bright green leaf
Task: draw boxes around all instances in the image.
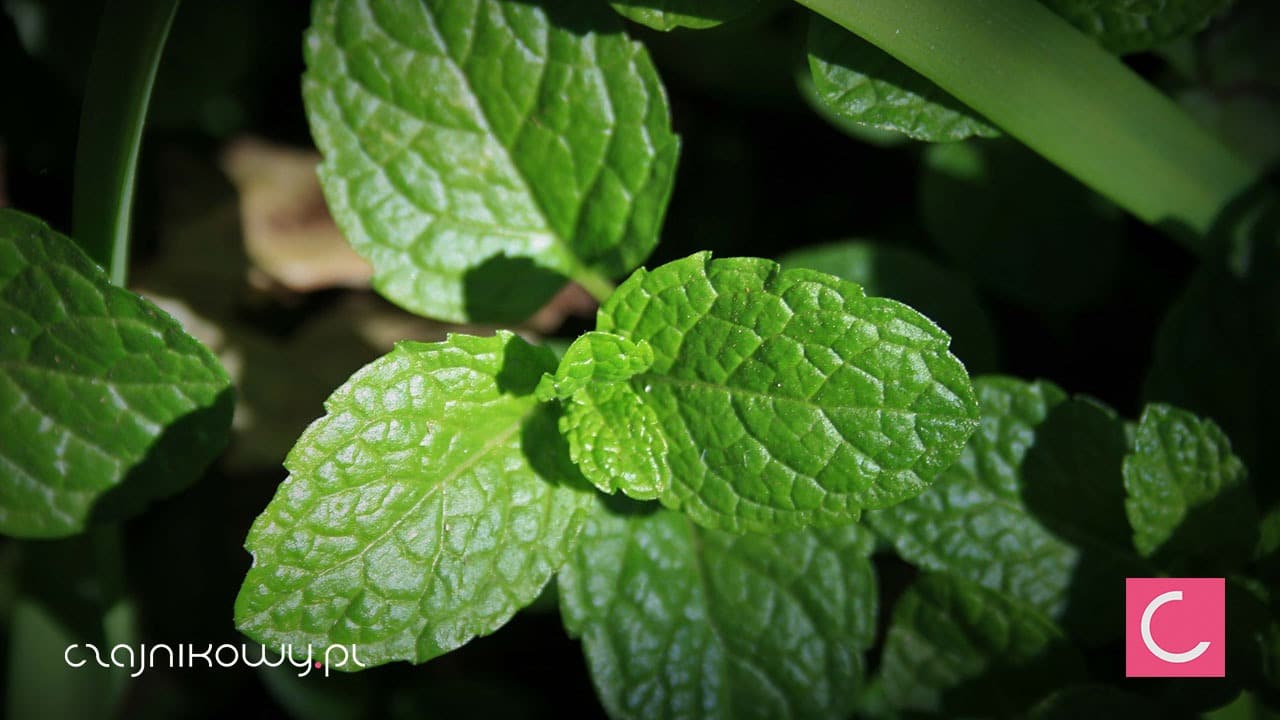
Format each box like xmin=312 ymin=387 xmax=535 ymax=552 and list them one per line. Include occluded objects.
xmin=537 ymin=331 xmax=654 ymax=401
xmin=806 ymin=16 xmax=999 ymax=143
xmin=879 ymin=572 xmax=1085 ymax=717
xmin=866 ymin=377 xmax=1078 ymax=615
xmin=559 ymin=498 xmax=877 ymax=720
xmin=1040 ymin=0 xmax=1234 ymax=54
xmin=0 ymin=209 xmax=232 ymax=538
xmin=304 ymin=0 xmax=680 ymax=322
xmin=1123 ymin=403 xmax=1256 ymax=569
xmin=234 ymin=332 xmax=595 ymax=668
xmin=541 ymin=331 xmax=669 ymax=500
xmin=576 ymin=252 xmax=979 ymax=534
xmin=610 ymin=0 xmax=761 ymax=31
xmin=779 ymin=240 xmax=999 ymax=372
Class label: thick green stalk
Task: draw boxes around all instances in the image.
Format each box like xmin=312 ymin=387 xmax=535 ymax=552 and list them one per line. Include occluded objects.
xmin=72 ymin=0 xmax=181 ymax=286
xmin=793 ymin=0 xmax=1256 ymax=248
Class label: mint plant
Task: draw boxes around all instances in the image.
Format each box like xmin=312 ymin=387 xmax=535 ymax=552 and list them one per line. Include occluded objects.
xmin=2 ymin=0 xmax=1279 ymax=718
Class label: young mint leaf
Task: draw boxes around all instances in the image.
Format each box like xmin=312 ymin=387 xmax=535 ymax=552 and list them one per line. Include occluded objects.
xmin=0 ymin=209 xmax=232 ymax=538
xmin=234 ymin=332 xmax=595 ymax=668
xmin=610 ymin=0 xmax=761 ymax=31
xmin=865 ymin=377 xmax=1079 ymax=615
xmin=303 ymin=0 xmax=679 ymax=322
xmin=806 ymin=16 xmax=999 ymax=143
xmin=879 ymin=573 xmax=1085 ymax=717
xmin=920 ymin=139 xmax=1124 ymax=312
xmin=1123 ymin=403 xmax=1257 ymax=570
xmin=1040 ymin=0 xmax=1234 ymax=54
xmin=559 ymin=498 xmax=877 ymax=720
xmin=779 ymin=240 xmax=999 ymax=372
xmin=536 ymin=331 xmax=654 ymax=401
xmin=540 ymin=331 xmax=669 ymax=500
xmin=576 ymin=252 xmax=979 ymax=534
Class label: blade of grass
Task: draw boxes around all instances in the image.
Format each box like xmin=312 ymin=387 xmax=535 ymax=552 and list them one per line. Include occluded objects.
xmin=792 ymin=0 xmax=1256 ymax=249
xmin=72 ymin=0 xmax=181 ymax=286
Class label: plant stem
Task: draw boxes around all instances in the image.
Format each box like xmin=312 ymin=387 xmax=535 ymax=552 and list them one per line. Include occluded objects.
xmin=574 ymin=267 xmax=618 ymax=304
xmin=72 ymin=0 xmax=181 ymax=286
xmin=792 ymin=0 xmax=1256 ymax=249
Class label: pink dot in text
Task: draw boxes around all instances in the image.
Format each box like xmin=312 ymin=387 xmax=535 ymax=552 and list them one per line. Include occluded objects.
xmin=314 ymin=662 xmax=322 ymax=668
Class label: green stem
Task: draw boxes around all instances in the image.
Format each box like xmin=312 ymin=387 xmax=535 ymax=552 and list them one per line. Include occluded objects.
xmin=792 ymin=0 xmax=1256 ymax=248
xmin=72 ymin=0 xmax=181 ymax=286
xmin=574 ymin=267 xmax=618 ymax=304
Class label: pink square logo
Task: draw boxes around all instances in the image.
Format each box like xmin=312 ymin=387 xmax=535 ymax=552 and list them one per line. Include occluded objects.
xmin=1125 ymin=578 xmax=1225 ymax=677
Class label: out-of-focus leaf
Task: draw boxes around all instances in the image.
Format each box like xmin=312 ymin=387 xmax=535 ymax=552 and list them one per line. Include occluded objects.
xmin=807 ymin=16 xmax=998 ymax=143
xmin=1040 ymin=0 xmax=1234 ymax=54
xmin=920 ymin=139 xmax=1124 ymax=311
xmin=879 ymin=572 xmax=1086 ymax=717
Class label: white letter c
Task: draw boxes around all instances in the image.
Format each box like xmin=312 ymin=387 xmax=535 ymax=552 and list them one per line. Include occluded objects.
xmin=1141 ymin=590 xmax=1210 ymax=664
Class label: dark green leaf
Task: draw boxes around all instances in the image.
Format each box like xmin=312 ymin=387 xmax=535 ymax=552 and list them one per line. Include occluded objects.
xmin=866 ymin=377 xmax=1078 ymax=615
xmin=565 ymin=252 xmax=980 ymax=533
xmin=1145 ymin=263 xmax=1280 ymax=506
xmin=920 ymin=139 xmax=1125 ymax=311
xmin=1123 ymin=403 xmax=1256 ymax=571
xmin=879 ymin=572 xmax=1085 ymax=717
xmin=304 ymin=0 xmax=679 ymax=322
xmin=1028 ymin=685 xmax=1173 ymax=719
xmin=610 ymin=0 xmax=762 ymax=31
xmin=235 ymin=332 xmax=595 ymax=668
xmin=806 ymin=16 xmax=998 ymax=143
xmin=559 ymin=498 xmax=877 ymax=720
xmin=1040 ymin=0 xmax=1234 ymax=54
xmin=0 ymin=210 xmax=232 ymax=538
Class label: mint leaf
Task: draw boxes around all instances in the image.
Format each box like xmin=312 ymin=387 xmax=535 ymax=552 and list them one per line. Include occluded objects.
xmin=559 ymin=498 xmax=877 ymax=720
xmin=1040 ymin=0 xmax=1233 ymax=54
xmin=1123 ymin=403 xmax=1256 ymax=570
xmin=880 ymin=573 xmax=1085 ymax=717
xmin=0 ymin=210 xmax=232 ymax=538
xmin=1023 ymin=397 xmax=1133 ymax=551
xmin=304 ymin=0 xmax=679 ymax=322
xmin=866 ymin=377 xmax=1078 ymax=614
xmin=610 ymin=0 xmax=761 ymax=31
xmin=539 ymin=331 xmax=669 ymax=500
xmin=1021 ymin=395 xmax=1153 ymax=646
xmin=920 ymin=139 xmax=1124 ymax=312
xmin=780 ymin=240 xmax=999 ymax=372
xmin=574 ymin=252 xmax=979 ymax=533
xmin=234 ymin=332 xmax=594 ymax=668
xmin=1145 ymin=264 xmax=1280 ymax=506
xmin=806 ymin=16 xmax=999 ymax=143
